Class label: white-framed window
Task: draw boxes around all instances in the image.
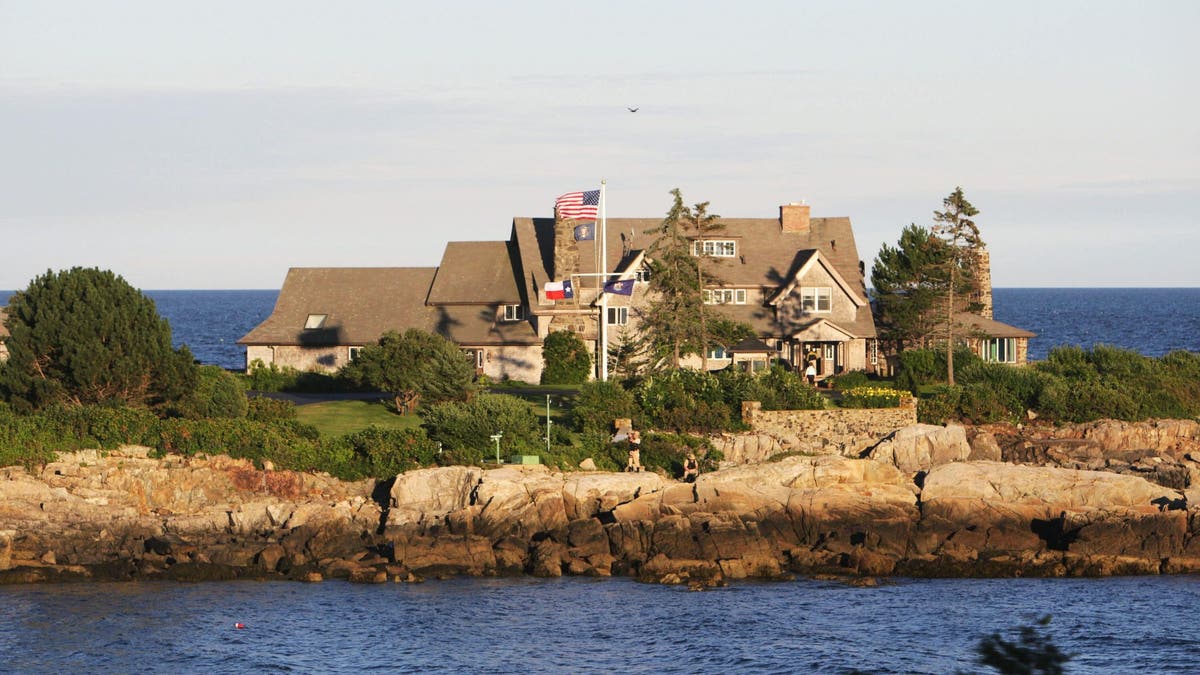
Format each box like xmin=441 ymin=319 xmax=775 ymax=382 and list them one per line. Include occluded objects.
xmin=981 ymin=338 xmax=1016 ymax=363
xmin=707 ymin=346 xmax=728 ymax=359
xmin=348 ymin=346 xmax=362 ymax=361
xmin=304 ymin=314 xmax=327 ymax=329
xmin=502 ymin=305 xmax=525 ymax=322
xmin=607 ymin=307 xmax=628 ymax=325
xmin=869 ymin=339 xmax=878 ymax=365
xmin=703 ymin=288 xmax=747 ymax=305
xmin=636 ymin=265 xmax=652 ymax=283
xmin=823 ymin=344 xmax=837 ymax=361
xmin=800 ymin=287 xmax=832 ymax=312
xmin=693 ymin=239 xmax=736 ymax=257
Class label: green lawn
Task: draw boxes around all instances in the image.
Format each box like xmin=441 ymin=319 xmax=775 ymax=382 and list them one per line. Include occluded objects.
xmin=294 ymin=400 xmax=422 ymax=438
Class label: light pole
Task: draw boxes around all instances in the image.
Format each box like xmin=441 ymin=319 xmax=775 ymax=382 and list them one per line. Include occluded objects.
xmin=489 ymin=432 xmax=503 ymax=464
xmin=545 ymin=395 xmax=553 ymax=453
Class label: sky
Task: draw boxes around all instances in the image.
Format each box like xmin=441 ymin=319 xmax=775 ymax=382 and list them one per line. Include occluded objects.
xmin=1 ymin=1 xmax=1197 ymax=290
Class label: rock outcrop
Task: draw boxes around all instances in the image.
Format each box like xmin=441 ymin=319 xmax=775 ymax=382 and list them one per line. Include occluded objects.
xmin=6 ymin=419 xmax=1200 ymax=586
xmin=0 ymin=447 xmax=380 ymax=583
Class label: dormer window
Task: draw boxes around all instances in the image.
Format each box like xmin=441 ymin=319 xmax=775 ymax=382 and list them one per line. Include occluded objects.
xmin=636 ymin=265 xmax=652 ymax=283
xmin=693 ymin=240 xmax=736 ymax=257
xmin=703 ymin=289 xmax=747 ymax=305
xmin=502 ymin=305 xmax=525 ymax=322
xmin=304 ymin=314 xmax=328 ymax=329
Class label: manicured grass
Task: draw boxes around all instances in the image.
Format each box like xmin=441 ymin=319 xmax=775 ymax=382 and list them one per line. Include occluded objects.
xmin=295 ymin=400 xmax=422 ymax=438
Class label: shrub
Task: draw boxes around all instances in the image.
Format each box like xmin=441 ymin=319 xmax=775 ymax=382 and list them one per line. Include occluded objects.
xmin=335 ymin=426 xmax=443 ymax=478
xmin=571 ymin=380 xmax=638 ymax=435
xmin=638 ymin=432 xmax=718 ymax=476
xmin=753 ymin=366 xmax=827 ymax=411
xmin=246 ymin=396 xmax=298 ymax=423
xmin=635 ymin=369 xmax=728 ymax=433
xmin=917 ymin=386 xmax=961 ymax=425
xmin=341 ymin=329 xmax=477 ymax=413
xmin=1 ymin=267 xmax=197 ymax=412
xmin=829 ymin=370 xmax=870 ymax=390
xmin=180 ymin=366 xmax=248 ymax=419
xmin=243 ymin=360 xmax=354 ymax=393
xmin=541 ymin=331 xmax=591 ymax=385
xmin=421 ymin=393 xmax=544 ymax=457
xmin=839 ymin=386 xmax=910 ymax=409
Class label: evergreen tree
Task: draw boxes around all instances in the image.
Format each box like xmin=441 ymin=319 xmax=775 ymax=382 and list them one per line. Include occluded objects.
xmin=644 ymin=188 xmax=703 ymax=369
xmin=870 ymin=224 xmax=954 ymax=350
xmin=540 ymin=330 xmax=591 ymax=385
xmin=341 ymin=328 xmax=476 ymax=413
xmin=870 ymin=188 xmax=984 ymax=385
xmin=931 ymin=187 xmax=984 ymax=386
xmin=681 ymin=199 xmax=725 ymax=371
xmin=0 ymin=267 xmax=197 ymax=412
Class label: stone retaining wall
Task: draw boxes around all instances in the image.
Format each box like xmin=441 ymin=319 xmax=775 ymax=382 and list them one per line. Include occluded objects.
xmin=730 ymin=400 xmax=918 ymax=460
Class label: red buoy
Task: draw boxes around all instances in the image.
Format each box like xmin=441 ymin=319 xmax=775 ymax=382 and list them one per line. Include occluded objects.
xmin=234 ymin=623 xmax=246 ymax=629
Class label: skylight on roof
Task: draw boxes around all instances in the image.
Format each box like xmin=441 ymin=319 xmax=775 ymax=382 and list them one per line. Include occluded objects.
xmin=304 ymin=314 xmax=327 ymax=329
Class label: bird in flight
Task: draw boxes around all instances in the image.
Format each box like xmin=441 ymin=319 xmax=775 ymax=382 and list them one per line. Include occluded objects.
xmin=627 ymin=107 xmax=639 ymax=113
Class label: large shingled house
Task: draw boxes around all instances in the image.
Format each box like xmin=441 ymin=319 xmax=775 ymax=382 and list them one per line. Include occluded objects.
xmin=240 ymin=202 xmax=883 ymax=383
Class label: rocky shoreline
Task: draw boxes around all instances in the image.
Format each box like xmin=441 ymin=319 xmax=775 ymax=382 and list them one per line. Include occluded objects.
xmin=3 ymin=419 xmax=1200 ymax=586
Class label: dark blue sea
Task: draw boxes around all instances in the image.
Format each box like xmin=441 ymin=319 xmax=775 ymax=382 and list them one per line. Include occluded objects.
xmin=1 ymin=288 xmax=1198 ymax=370
xmin=1 ymin=287 xmax=1199 ymax=673
xmin=2 ymin=576 xmax=1199 ymax=674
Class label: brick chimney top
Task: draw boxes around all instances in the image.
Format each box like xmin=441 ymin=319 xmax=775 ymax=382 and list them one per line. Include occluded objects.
xmin=780 ymin=202 xmax=811 ymax=233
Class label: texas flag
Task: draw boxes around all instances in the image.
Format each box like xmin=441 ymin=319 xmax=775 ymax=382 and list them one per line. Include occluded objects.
xmin=543 ymin=280 xmax=574 ymax=300
xmin=603 ymin=279 xmax=634 ymax=296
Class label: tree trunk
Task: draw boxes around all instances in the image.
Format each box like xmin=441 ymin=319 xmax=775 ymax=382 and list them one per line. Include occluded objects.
xmin=946 ymin=272 xmax=955 ymax=387
xmin=699 ymin=265 xmax=708 ymax=371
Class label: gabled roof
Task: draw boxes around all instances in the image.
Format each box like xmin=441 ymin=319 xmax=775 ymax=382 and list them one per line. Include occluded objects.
xmin=955 ymin=312 xmax=1036 ymax=339
xmin=428 ymin=241 xmax=522 ymax=305
xmin=789 ymin=318 xmax=861 ymax=342
xmin=766 ymin=249 xmax=867 ymax=307
xmin=511 ymin=215 xmax=870 ymax=313
xmin=239 ymin=268 xmax=541 ymax=348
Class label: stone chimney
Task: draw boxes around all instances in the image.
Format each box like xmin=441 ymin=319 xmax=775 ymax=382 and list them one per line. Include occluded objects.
xmin=972 ymin=247 xmax=993 ymax=319
xmin=552 ymin=217 xmax=580 ymax=283
xmin=780 ymin=202 xmax=811 ymax=233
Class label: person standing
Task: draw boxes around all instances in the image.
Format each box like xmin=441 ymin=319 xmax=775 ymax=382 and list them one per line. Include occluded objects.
xmin=626 ymin=430 xmax=643 ymax=472
xmin=804 ymin=360 xmax=817 ymax=386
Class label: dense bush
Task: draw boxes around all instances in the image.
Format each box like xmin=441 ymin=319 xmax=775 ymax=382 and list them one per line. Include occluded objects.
xmin=638 ymin=433 xmax=720 ymax=476
xmin=541 ymin=331 xmax=591 ymax=385
xmin=420 ymin=393 xmax=543 ymax=457
xmin=243 ymin=360 xmax=355 ymax=393
xmin=571 ymin=380 xmax=638 ymax=435
xmin=636 ymin=369 xmax=727 ymax=433
xmin=1 ymin=267 xmax=197 ymax=412
xmin=329 ymin=426 xmax=443 ymax=477
xmin=895 ymin=346 xmax=981 ymax=394
xmin=341 ymin=329 xmax=476 ymax=413
xmin=752 ymin=366 xmax=827 ymax=411
xmin=915 ymin=346 xmax=1200 ymax=424
xmin=245 ymin=396 xmax=298 ymax=423
xmin=828 ymin=370 xmax=871 ymax=390
xmin=181 ymin=366 xmax=248 ymax=419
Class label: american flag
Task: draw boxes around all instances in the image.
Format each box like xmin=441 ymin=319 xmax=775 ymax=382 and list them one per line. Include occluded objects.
xmin=555 ymin=190 xmax=600 ymax=220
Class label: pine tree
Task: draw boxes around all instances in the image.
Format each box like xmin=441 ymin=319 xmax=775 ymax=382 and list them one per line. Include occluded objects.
xmin=0 ymin=267 xmax=196 ymax=412
xmin=644 ymin=189 xmax=703 ymax=368
xmin=341 ymin=328 xmax=476 ymax=413
xmin=931 ymin=187 xmax=983 ymax=386
xmin=681 ymin=199 xmax=725 ymax=371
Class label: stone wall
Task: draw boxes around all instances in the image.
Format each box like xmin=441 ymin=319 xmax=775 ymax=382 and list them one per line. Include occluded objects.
xmin=734 ymin=400 xmax=917 ymax=459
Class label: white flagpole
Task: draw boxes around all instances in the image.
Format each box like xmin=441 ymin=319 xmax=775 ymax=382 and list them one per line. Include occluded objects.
xmin=599 ymin=180 xmax=609 ymax=382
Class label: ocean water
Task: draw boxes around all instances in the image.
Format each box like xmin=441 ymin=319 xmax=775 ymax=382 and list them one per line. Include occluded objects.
xmin=2 ymin=288 xmax=1198 ymax=370
xmin=1 ymin=288 xmax=1199 ymax=672
xmin=2 ymin=575 xmax=1198 ymax=674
